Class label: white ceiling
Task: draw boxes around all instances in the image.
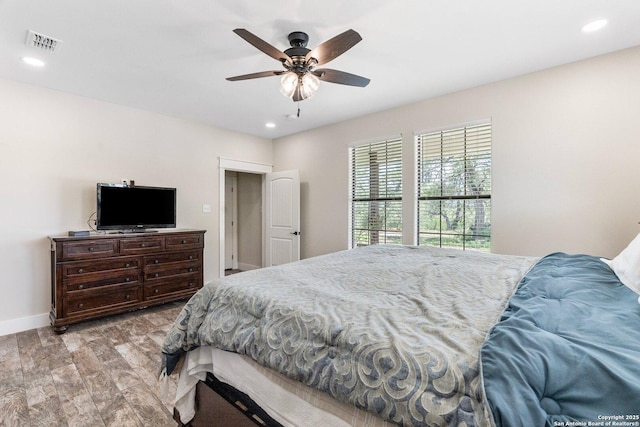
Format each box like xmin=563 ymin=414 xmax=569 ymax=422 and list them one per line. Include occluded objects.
xmin=1 ymin=0 xmax=639 ymax=139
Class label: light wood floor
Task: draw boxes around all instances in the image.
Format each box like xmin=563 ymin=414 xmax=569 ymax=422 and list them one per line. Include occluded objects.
xmin=0 ymin=302 xmax=185 ymax=426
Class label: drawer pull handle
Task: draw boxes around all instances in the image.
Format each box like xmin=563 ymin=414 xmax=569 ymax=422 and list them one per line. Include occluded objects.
xmin=154 ymin=289 xmax=159 ymax=294
xmin=78 ymin=303 xmax=84 ymax=309
xmin=182 ymin=240 xmax=187 ymax=244
xmin=154 ymin=259 xmax=159 ymax=264
xmin=125 ymin=277 xmax=130 ymax=282
xmin=188 ymin=282 xmax=193 ymax=287
xmin=88 ymin=247 xmax=94 ymax=252
xmin=188 ymin=268 xmax=193 ymax=272
xmin=78 ymin=285 xmax=84 ymax=290
xmin=78 ymin=268 xmax=84 ymax=273
xmin=125 ymin=263 xmax=130 ymax=268
xmin=125 ymin=294 xmax=131 ymax=300
xmin=188 ymin=255 xmax=193 ymax=260
xmin=155 ymin=273 xmax=159 ymax=278
xmin=140 ymin=243 xmax=145 ymax=247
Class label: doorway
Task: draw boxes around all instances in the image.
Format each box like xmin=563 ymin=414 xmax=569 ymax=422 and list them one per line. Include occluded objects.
xmin=218 ymin=158 xmax=301 ymax=278
xmin=224 ymin=170 xmax=263 ymax=274
xmin=218 ymin=158 xmax=272 ymax=278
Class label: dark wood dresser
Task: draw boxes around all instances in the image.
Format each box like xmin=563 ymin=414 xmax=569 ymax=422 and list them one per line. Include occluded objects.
xmin=49 ymin=229 xmax=206 ymax=333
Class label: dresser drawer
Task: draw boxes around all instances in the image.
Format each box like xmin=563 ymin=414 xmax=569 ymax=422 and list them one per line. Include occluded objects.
xmin=120 ymin=236 xmax=164 ymax=255
xmin=61 ymin=239 xmax=118 ymax=261
xmin=63 ymin=284 xmax=142 ymax=316
xmin=61 ymin=257 xmax=140 ymax=278
xmin=64 ymin=269 xmax=142 ymax=292
xmin=143 ymin=251 xmax=201 ymax=267
xmin=165 ymin=233 xmax=204 ymax=251
xmin=144 ymin=260 xmax=200 ymax=281
xmin=144 ymin=276 xmax=202 ymax=300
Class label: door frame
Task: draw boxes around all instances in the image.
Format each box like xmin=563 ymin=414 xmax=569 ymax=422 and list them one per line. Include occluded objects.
xmin=224 ymin=171 xmax=238 ymax=270
xmin=218 ymin=157 xmax=272 ymax=278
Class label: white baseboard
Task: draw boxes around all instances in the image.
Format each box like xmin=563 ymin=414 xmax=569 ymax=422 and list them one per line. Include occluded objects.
xmin=238 ymin=262 xmax=261 ymax=271
xmin=0 ymin=312 xmax=50 ymax=336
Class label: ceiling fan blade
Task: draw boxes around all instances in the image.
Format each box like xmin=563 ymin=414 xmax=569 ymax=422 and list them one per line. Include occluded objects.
xmin=314 ymin=69 xmax=370 ymax=87
xmin=226 ymin=70 xmax=285 ymax=81
xmin=233 ymin=29 xmax=291 ymax=64
xmin=305 ymin=29 xmax=362 ymax=66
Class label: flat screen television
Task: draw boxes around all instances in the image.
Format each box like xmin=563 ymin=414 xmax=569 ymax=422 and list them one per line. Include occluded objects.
xmin=96 ymin=183 xmax=176 ymax=232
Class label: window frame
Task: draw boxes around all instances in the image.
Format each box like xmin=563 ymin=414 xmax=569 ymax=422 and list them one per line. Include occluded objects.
xmin=349 ymin=137 xmax=403 ymax=248
xmin=415 ymin=121 xmax=492 ymax=251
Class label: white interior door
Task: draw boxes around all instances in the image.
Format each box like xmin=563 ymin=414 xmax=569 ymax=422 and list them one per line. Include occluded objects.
xmin=265 ymin=170 xmax=300 ymax=266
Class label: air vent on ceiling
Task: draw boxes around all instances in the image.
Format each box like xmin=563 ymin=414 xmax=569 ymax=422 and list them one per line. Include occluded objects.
xmin=25 ymin=30 xmax=63 ymax=53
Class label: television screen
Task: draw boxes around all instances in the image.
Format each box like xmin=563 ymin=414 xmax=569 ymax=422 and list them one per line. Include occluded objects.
xmin=97 ymin=183 xmax=176 ymax=231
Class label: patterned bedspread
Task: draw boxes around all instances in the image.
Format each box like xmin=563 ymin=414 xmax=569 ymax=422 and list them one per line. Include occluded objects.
xmin=161 ymin=245 xmax=537 ymax=426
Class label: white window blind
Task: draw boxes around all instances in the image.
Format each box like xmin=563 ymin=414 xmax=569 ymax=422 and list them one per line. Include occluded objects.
xmin=350 ymin=138 xmax=402 ymax=247
xmin=417 ymin=123 xmax=491 ymax=251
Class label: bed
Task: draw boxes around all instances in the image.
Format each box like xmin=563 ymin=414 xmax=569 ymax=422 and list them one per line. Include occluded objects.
xmin=160 ymin=243 xmax=640 ymax=426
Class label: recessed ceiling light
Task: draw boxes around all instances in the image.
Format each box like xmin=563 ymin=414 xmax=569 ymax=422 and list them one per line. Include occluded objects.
xmin=21 ymin=56 xmax=45 ymax=67
xmin=265 ymin=122 xmax=276 ymax=128
xmin=582 ymin=19 xmax=608 ymax=33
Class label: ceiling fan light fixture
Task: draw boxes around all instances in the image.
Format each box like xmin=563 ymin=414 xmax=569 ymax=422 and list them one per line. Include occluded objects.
xmin=280 ymin=72 xmax=298 ymax=98
xmin=280 ymin=72 xmax=320 ymax=101
xmin=300 ymin=73 xmax=320 ymax=99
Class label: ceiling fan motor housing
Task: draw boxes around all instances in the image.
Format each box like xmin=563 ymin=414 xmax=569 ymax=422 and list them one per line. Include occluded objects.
xmin=288 ymin=31 xmax=309 ymax=47
xmin=284 ymin=32 xmax=311 ymax=61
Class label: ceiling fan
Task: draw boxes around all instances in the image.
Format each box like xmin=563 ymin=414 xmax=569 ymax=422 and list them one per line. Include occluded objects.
xmin=226 ymin=28 xmax=370 ymax=102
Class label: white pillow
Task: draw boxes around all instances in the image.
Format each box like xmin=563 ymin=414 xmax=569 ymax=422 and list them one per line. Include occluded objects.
xmin=601 ymin=233 xmax=640 ymax=304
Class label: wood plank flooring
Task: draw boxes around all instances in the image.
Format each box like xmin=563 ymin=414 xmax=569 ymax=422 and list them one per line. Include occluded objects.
xmin=0 ymin=302 xmax=185 ymax=426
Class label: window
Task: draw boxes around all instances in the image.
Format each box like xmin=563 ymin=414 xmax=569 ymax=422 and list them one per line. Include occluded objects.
xmin=350 ymin=138 xmax=402 ymax=247
xmin=417 ymin=123 xmax=491 ymax=251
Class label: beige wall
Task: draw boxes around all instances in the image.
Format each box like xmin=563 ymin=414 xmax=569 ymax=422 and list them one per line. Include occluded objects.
xmin=273 ymin=46 xmax=640 ymax=260
xmin=0 ymin=78 xmax=272 ymax=333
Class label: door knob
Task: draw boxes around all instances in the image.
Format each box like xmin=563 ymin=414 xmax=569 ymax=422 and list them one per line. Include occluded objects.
xmin=290 ymin=231 xmax=300 ymax=236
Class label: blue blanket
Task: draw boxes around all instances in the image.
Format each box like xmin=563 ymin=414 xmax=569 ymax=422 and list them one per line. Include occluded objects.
xmin=481 ymin=253 xmax=640 ymax=426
